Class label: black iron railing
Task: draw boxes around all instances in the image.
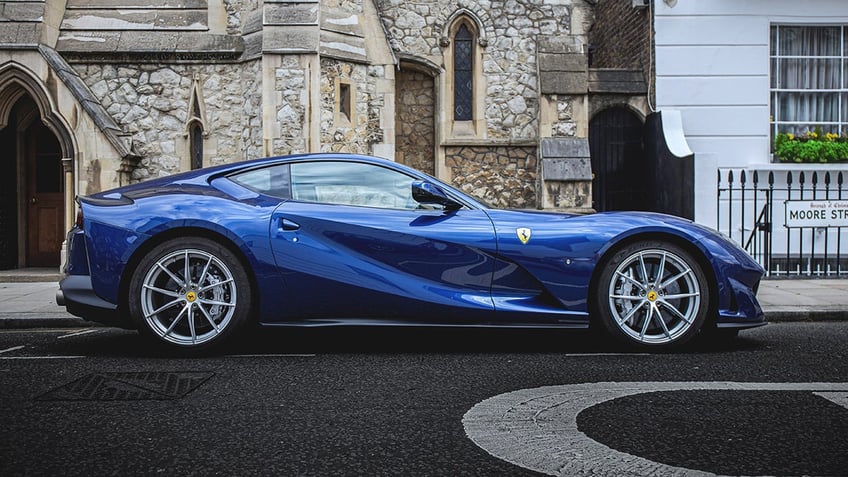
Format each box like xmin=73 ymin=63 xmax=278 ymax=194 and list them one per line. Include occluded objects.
xmin=717 ymin=169 xmax=847 ymax=277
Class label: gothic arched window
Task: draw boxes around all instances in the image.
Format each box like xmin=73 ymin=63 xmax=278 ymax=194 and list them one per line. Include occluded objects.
xmin=186 ymin=80 xmax=206 ymax=171
xmin=190 ymin=121 xmax=203 ymax=170
xmin=453 ymin=23 xmax=474 ymax=121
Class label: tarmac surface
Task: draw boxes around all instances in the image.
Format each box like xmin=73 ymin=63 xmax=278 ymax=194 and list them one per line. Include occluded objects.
xmin=0 ymin=268 xmax=845 ymax=328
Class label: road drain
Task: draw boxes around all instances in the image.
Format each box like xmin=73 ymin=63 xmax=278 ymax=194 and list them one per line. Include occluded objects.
xmin=37 ymin=371 xmax=214 ymax=401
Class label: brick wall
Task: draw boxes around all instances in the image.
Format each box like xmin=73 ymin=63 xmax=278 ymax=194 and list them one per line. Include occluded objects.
xmin=590 ymin=1 xmax=651 ymax=72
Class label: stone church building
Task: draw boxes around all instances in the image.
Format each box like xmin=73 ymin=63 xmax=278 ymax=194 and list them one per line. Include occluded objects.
xmin=0 ymin=0 xmax=650 ymax=269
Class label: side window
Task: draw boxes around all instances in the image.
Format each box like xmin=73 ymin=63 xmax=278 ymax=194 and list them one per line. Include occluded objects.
xmin=229 ymin=164 xmax=291 ymax=198
xmin=290 ymin=161 xmax=431 ymax=210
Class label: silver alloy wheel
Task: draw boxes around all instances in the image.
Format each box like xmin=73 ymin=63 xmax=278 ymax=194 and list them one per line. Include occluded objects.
xmin=607 ymin=248 xmax=701 ymax=345
xmin=140 ymin=248 xmax=238 ymax=346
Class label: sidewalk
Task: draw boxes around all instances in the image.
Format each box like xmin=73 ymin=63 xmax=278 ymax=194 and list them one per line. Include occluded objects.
xmin=1 ymin=272 xmax=846 ymax=328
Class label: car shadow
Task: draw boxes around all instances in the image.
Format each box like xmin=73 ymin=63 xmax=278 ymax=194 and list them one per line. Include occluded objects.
xmin=57 ymin=325 xmax=767 ymax=358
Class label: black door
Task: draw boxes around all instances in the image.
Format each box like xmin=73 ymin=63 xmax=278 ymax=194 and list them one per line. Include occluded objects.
xmin=0 ymin=112 xmax=17 ymax=269
xmin=589 ymin=107 xmax=647 ymax=212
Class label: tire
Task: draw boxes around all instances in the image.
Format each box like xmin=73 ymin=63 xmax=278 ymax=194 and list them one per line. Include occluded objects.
xmin=128 ymin=237 xmax=253 ymax=353
xmin=594 ymin=240 xmax=711 ymax=350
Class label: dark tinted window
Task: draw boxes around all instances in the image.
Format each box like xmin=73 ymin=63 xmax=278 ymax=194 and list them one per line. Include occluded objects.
xmin=229 ymin=164 xmax=291 ymax=198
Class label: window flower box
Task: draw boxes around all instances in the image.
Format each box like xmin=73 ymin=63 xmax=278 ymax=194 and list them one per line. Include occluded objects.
xmin=774 ymin=129 xmax=848 ymax=164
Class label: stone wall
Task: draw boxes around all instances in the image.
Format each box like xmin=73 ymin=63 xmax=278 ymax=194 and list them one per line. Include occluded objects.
xmin=544 ymin=180 xmax=591 ymax=210
xmin=273 ymin=56 xmax=309 ymax=155
xmin=446 ymin=146 xmax=536 ymax=209
xmin=73 ymin=61 xmax=262 ymax=180
xmin=552 ymin=94 xmax=579 ymax=137
xmin=377 ymin=0 xmax=583 ymax=141
xmin=319 ymin=58 xmax=383 ymax=154
xmin=395 ymin=69 xmax=435 ymax=174
xmin=224 ymin=0 xmax=262 ymax=35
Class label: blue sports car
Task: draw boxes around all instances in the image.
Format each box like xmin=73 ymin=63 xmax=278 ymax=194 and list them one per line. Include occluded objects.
xmin=57 ymin=153 xmax=765 ymax=352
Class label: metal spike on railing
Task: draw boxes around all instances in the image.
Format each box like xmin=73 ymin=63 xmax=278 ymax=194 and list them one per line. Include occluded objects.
xmin=812 ymin=171 xmax=819 ymax=198
xmin=786 ymin=171 xmax=793 ymax=185
xmin=728 ymin=170 xmax=734 ymax=184
xmin=768 ymin=171 xmax=775 ymax=186
xmin=741 ymin=170 xmax=747 ymax=185
xmin=753 ymin=170 xmax=760 ymax=186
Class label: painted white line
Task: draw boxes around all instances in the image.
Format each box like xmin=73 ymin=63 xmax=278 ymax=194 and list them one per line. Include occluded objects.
xmin=0 ymin=345 xmax=25 ymax=354
xmin=0 ymin=356 xmax=85 ymax=360
xmin=57 ymin=329 xmax=101 ymax=340
xmin=225 ymin=353 xmax=316 ymax=358
xmin=562 ymin=353 xmax=652 ymax=357
xmin=463 ymin=382 xmax=848 ymax=477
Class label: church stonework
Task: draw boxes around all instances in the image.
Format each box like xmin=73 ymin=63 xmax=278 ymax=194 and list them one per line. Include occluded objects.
xmin=73 ymin=61 xmax=264 ymax=182
xmin=0 ymin=0 xmax=650 ymax=268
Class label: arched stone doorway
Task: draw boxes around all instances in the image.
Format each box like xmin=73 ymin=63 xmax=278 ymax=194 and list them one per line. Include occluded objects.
xmin=0 ymin=95 xmax=66 ymax=269
xmin=588 ymin=106 xmax=647 ymax=212
xmin=395 ymin=61 xmax=437 ymax=175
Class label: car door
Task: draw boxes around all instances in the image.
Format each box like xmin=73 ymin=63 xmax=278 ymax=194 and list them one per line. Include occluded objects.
xmin=268 ymin=160 xmax=498 ymax=324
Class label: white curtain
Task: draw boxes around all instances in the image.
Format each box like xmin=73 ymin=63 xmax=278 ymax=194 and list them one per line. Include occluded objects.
xmin=772 ymin=25 xmax=844 ymax=136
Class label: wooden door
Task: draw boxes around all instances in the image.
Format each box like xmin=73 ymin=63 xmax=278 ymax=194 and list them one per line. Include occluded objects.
xmin=25 ymin=121 xmax=63 ymax=267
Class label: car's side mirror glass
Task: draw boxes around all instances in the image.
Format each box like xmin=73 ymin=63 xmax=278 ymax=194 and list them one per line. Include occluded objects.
xmin=412 ymin=180 xmax=462 ymax=210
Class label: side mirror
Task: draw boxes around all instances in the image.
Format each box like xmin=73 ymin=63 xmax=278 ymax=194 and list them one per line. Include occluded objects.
xmin=412 ymin=180 xmax=462 ymax=210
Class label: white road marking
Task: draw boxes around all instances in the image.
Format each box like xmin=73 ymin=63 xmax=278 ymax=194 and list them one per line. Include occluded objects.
xmin=815 ymin=391 xmax=848 ymax=410
xmin=0 ymin=345 xmax=25 ymax=354
xmin=57 ymin=329 xmax=101 ymax=340
xmin=562 ymin=353 xmax=652 ymax=357
xmin=225 ymin=353 xmax=316 ymax=358
xmin=463 ymin=382 xmax=848 ymax=477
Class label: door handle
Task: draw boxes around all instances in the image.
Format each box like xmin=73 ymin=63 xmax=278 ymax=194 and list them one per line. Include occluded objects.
xmin=279 ymin=218 xmax=300 ymax=231
xmin=30 ymin=197 xmax=37 ymax=204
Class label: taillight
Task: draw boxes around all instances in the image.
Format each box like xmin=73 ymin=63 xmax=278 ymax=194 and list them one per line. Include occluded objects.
xmin=75 ymin=208 xmax=84 ymax=228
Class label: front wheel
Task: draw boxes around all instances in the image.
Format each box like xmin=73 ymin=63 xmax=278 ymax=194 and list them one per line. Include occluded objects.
xmin=594 ymin=240 xmax=711 ymax=350
xmin=128 ymin=237 xmax=253 ymax=353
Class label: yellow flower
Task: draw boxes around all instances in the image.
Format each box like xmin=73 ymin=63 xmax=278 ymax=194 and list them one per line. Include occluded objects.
xmin=787 ymin=133 xmax=794 ymax=140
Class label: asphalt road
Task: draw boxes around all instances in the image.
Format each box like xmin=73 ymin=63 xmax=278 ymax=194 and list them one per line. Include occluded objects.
xmin=1 ymin=322 xmax=847 ymax=476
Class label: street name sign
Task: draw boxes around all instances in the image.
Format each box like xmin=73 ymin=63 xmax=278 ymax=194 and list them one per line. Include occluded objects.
xmin=784 ymin=200 xmax=848 ymax=228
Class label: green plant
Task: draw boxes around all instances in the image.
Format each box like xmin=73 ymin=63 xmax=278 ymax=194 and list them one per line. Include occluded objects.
xmin=774 ymin=127 xmax=848 ymax=163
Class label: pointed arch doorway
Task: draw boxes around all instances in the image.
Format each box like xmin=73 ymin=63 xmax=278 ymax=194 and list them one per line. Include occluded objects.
xmin=0 ymin=95 xmax=65 ymax=268
xmin=395 ymin=59 xmax=437 ymax=175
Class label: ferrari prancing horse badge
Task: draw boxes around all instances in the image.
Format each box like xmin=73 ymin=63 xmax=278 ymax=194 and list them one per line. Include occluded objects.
xmin=516 ymin=227 xmax=532 ymax=244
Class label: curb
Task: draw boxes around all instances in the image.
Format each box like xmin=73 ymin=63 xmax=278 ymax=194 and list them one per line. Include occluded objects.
xmin=761 ymin=309 xmax=848 ymax=322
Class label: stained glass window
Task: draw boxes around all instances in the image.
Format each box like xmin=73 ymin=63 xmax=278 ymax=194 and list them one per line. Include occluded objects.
xmin=454 ymin=24 xmax=473 ymax=121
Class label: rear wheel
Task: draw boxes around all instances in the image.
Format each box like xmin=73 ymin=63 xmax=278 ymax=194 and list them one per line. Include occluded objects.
xmin=595 ymin=240 xmax=710 ymax=350
xmin=128 ymin=237 xmax=252 ymax=352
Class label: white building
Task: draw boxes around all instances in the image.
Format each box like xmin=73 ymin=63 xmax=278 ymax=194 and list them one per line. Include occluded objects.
xmin=654 ymin=0 xmax=848 ymax=275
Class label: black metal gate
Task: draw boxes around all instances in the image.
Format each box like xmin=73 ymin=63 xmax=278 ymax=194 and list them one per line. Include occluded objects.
xmin=589 ymin=107 xmax=647 ymax=211
xmin=717 ymin=168 xmax=848 ymax=277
